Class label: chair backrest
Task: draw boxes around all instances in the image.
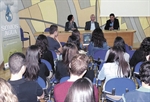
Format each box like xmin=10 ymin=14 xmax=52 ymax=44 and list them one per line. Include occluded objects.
xmin=83 ymin=33 xmax=92 ymax=45
xmin=125 ymin=44 xmax=131 ymax=52
xmin=20 ymin=28 xmax=24 ymax=40
xmin=41 ymin=59 xmax=52 ymax=71
xmin=44 ymin=28 xmax=50 ymax=32
xmin=127 ymin=50 xmax=135 ymax=59
xmin=50 ymin=50 xmax=57 ymax=60
xmin=134 ymin=62 xmax=143 ymax=74
xmin=105 ymin=78 xmax=136 ymax=96
xmin=59 ymin=76 xmax=70 ymax=83
xmin=36 ymin=76 xmax=46 ymax=89
xmin=93 ymin=49 xmax=107 ymax=61
xmin=60 ymin=42 xmax=66 ymax=47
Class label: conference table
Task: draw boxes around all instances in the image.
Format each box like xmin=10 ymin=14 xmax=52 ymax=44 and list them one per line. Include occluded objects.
xmin=34 ymin=30 xmax=135 ymax=47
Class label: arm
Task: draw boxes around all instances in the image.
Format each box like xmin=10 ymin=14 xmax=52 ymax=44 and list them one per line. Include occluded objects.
xmin=55 ymin=36 xmax=63 ymax=53
xmin=43 ymin=63 xmax=50 ymax=77
xmin=65 ymin=22 xmax=70 ymax=31
xmin=104 ymin=50 xmax=110 ymax=61
xmin=74 ymin=22 xmax=78 ymax=30
xmin=114 ymin=19 xmax=120 ymax=30
xmin=36 ymin=83 xmax=44 ymax=99
xmin=104 ymin=20 xmax=110 ymax=30
xmin=96 ymin=22 xmax=100 ymax=29
xmin=85 ymin=22 xmax=88 ymax=30
xmin=98 ymin=65 xmax=106 ymax=81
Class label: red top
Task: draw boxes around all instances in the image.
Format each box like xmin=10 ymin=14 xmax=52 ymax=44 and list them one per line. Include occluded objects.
xmin=54 ymin=81 xmax=99 ymax=102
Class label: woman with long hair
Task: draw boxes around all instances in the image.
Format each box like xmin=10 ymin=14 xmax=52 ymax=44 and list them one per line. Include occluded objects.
xmin=88 ymin=28 xmax=109 ymax=56
xmin=0 ymin=78 xmax=18 ymax=102
xmin=35 ymin=34 xmax=54 ymax=72
xmin=64 ymin=77 xmax=95 ymax=102
xmin=105 ymin=36 xmax=130 ymax=62
xmin=98 ymin=47 xmax=130 ymax=90
xmin=55 ymin=43 xmax=78 ymax=80
xmin=130 ymin=37 xmax=150 ymax=68
xmin=24 ymin=45 xmax=49 ymax=83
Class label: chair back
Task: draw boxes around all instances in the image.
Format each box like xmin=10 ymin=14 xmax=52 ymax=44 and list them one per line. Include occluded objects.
xmin=50 ymin=50 xmax=57 ymax=60
xmin=127 ymin=50 xmax=135 ymax=59
xmin=105 ymin=78 xmax=136 ymax=96
xmin=44 ymin=28 xmax=50 ymax=32
xmin=41 ymin=59 xmax=52 ymax=71
xmin=59 ymin=76 xmax=70 ymax=83
xmin=60 ymin=42 xmax=66 ymax=47
xmin=93 ymin=49 xmax=107 ymax=61
xmin=20 ymin=28 xmax=24 ymax=41
xmin=36 ymin=76 xmax=46 ymax=89
xmin=83 ymin=33 xmax=92 ymax=45
xmin=125 ymin=44 xmax=131 ymax=52
xmin=134 ymin=62 xmax=143 ymax=74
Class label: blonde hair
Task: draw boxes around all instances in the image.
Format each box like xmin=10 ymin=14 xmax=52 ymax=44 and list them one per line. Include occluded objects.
xmin=0 ymin=78 xmax=18 ymax=102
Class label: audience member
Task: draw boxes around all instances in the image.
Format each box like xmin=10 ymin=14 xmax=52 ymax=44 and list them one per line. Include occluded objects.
xmin=104 ymin=13 xmax=119 ymax=30
xmin=67 ymin=30 xmax=82 ymax=50
xmin=130 ymin=37 xmax=150 ymax=68
xmin=54 ymin=54 xmax=99 ymax=102
xmin=0 ymin=78 xmax=18 ymax=102
xmin=105 ymin=36 xmax=130 ymax=62
xmin=120 ymin=61 xmax=150 ymax=102
xmin=47 ymin=25 xmax=62 ymax=53
xmin=65 ymin=14 xmax=78 ymax=31
xmin=35 ymin=34 xmax=55 ymax=72
xmin=8 ymin=52 xmax=44 ymax=102
xmin=55 ymin=43 xmax=78 ymax=80
xmin=64 ymin=77 xmax=95 ymax=102
xmin=88 ymin=28 xmax=109 ymax=56
xmin=85 ymin=14 xmax=99 ymax=31
xmin=98 ymin=47 xmax=130 ymax=90
xmin=24 ymin=45 xmax=49 ymax=83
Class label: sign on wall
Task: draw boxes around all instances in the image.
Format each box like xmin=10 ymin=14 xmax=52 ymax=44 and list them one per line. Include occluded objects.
xmin=0 ymin=0 xmax=22 ymax=69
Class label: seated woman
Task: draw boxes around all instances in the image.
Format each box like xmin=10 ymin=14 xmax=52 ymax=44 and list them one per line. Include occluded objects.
xmin=105 ymin=36 xmax=130 ymax=62
xmin=24 ymin=45 xmax=49 ymax=84
xmin=64 ymin=77 xmax=95 ymax=102
xmin=65 ymin=14 xmax=78 ymax=31
xmin=67 ymin=30 xmax=82 ymax=50
xmin=130 ymin=37 xmax=150 ymax=68
xmin=98 ymin=47 xmax=130 ymax=91
xmin=88 ymin=28 xmax=109 ymax=56
xmin=35 ymin=34 xmax=55 ymax=72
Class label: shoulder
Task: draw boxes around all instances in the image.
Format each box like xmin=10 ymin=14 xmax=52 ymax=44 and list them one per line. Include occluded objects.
xmin=86 ymin=21 xmax=90 ymax=24
xmin=115 ymin=18 xmax=119 ymax=21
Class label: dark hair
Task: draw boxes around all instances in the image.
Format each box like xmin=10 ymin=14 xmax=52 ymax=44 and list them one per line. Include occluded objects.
xmin=67 ymin=14 xmax=73 ymax=21
xmin=24 ymin=45 xmax=40 ymax=81
xmin=65 ymin=77 xmax=95 ymax=102
xmin=110 ymin=13 xmax=115 ymax=17
xmin=63 ymin=43 xmax=78 ymax=66
xmin=106 ymin=47 xmax=130 ymax=77
xmin=113 ymin=36 xmax=126 ymax=52
xmin=49 ymin=25 xmax=58 ymax=34
xmin=91 ymin=28 xmax=106 ymax=47
xmin=67 ymin=30 xmax=80 ymax=50
xmin=139 ymin=37 xmax=150 ymax=60
xmin=70 ymin=54 xmax=89 ymax=76
xmin=35 ymin=34 xmax=48 ymax=55
xmin=139 ymin=61 xmax=150 ymax=85
xmin=9 ymin=52 xmax=25 ymax=74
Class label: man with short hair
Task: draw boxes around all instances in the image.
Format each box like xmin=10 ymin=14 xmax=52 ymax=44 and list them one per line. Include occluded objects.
xmin=119 ymin=61 xmax=150 ymax=102
xmin=54 ymin=54 xmax=99 ymax=102
xmin=47 ymin=25 xmax=62 ymax=53
xmin=8 ymin=52 xmax=44 ymax=102
xmin=85 ymin=14 xmax=100 ymax=30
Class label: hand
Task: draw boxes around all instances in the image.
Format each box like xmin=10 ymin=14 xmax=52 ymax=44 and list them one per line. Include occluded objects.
xmin=109 ymin=27 xmax=114 ymax=30
xmin=71 ymin=28 xmax=76 ymax=30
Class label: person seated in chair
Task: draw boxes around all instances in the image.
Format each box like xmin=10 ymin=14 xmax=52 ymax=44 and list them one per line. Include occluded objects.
xmin=104 ymin=13 xmax=119 ymax=30
xmin=119 ymin=61 xmax=150 ymax=102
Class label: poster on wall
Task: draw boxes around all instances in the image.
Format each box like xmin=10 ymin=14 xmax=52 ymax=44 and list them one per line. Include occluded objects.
xmin=0 ymin=0 xmax=22 ymax=69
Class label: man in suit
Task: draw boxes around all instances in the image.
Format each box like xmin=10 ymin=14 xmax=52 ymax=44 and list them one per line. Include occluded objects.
xmin=85 ymin=14 xmax=99 ymax=30
xmin=104 ymin=13 xmax=120 ymax=30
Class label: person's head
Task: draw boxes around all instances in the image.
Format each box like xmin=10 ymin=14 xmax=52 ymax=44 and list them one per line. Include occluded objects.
xmin=106 ymin=47 xmax=130 ymax=77
xmin=109 ymin=13 xmax=115 ymax=21
xmin=67 ymin=14 xmax=74 ymax=22
xmin=91 ymin=28 xmax=106 ymax=47
xmin=0 ymin=78 xmax=18 ymax=102
xmin=9 ymin=52 xmax=26 ymax=75
xmin=35 ymin=34 xmax=48 ymax=54
xmin=139 ymin=37 xmax=150 ymax=60
xmin=90 ymin=14 xmax=96 ymax=22
xmin=69 ymin=54 xmax=89 ymax=77
xmin=62 ymin=43 xmax=78 ymax=66
xmin=139 ymin=61 xmax=150 ymax=86
xmin=64 ymin=77 xmax=95 ymax=102
xmin=24 ymin=45 xmax=40 ymax=81
xmin=49 ymin=25 xmax=58 ymax=36
xmin=113 ymin=36 xmax=126 ymax=52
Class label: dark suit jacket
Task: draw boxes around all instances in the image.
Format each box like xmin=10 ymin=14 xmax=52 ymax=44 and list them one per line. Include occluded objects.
xmin=85 ymin=21 xmax=99 ymax=30
xmin=104 ymin=18 xmax=119 ymax=30
xmin=65 ymin=22 xmax=77 ymax=31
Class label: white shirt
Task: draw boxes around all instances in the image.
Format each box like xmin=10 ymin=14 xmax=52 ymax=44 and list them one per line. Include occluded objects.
xmin=90 ymin=21 xmax=95 ymax=31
